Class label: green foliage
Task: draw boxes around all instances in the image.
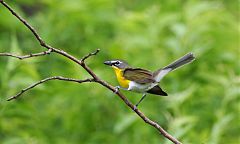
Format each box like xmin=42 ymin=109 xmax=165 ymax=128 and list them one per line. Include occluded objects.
xmin=0 ymin=0 xmax=239 ymax=143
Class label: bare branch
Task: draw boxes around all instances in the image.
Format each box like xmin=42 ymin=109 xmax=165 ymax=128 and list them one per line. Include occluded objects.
xmin=7 ymin=76 xmax=94 ymax=101
xmin=80 ymin=48 xmax=100 ymax=63
xmin=0 ymin=1 xmax=100 ymax=77
xmin=94 ymin=80 xmax=181 ymax=143
xmin=0 ymin=49 xmax=52 ymax=60
xmin=0 ymin=1 xmax=45 ymax=46
xmin=0 ymin=1 xmax=181 ymax=143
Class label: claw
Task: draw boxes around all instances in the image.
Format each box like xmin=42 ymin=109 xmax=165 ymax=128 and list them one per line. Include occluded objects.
xmin=133 ymin=105 xmax=137 ymax=111
xmin=114 ymin=86 xmax=120 ymax=93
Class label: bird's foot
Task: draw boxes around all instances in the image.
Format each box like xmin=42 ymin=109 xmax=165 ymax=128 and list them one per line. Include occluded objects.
xmin=133 ymin=105 xmax=138 ymax=111
xmin=114 ymin=86 xmax=120 ymax=93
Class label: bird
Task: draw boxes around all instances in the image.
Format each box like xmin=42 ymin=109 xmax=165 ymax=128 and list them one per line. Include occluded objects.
xmin=104 ymin=53 xmax=195 ymax=109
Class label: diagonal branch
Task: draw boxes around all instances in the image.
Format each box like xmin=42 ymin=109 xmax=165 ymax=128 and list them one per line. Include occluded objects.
xmin=7 ymin=76 xmax=94 ymax=101
xmin=94 ymin=77 xmax=180 ymax=143
xmin=0 ymin=49 xmax=52 ymax=60
xmin=0 ymin=1 xmax=181 ymax=144
xmin=0 ymin=0 xmax=45 ymax=46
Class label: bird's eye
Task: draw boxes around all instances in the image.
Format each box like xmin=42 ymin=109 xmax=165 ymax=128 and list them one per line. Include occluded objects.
xmin=115 ymin=61 xmax=120 ymax=65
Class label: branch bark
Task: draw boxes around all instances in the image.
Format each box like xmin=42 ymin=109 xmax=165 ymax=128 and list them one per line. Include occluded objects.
xmin=7 ymin=76 xmax=94 ymax=101
xmin=0 ymin=1 xmax=181 ymax=144
xmin=0 ymin=49 xmax=52 ymax=60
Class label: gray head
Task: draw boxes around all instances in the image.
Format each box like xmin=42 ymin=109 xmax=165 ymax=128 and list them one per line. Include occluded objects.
xmin=104 ymin=59 xmax=129 ymax=69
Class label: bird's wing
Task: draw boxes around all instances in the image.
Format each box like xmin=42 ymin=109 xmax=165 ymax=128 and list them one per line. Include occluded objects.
xmin=123 ymin=68 xmax=155 ymax=84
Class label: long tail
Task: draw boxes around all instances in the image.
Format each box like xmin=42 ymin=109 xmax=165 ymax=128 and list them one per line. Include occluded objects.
xmin=163 ymin=53 xmax=195 ymax=70
xmin=154 ymin=53 xmax=195 ymax=82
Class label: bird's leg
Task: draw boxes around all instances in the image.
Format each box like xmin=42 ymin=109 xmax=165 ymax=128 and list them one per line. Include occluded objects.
xmin=134 ymin=93 xmax=147 ymax=110
xmin=114 ymin=86 xmax=128 ymax=93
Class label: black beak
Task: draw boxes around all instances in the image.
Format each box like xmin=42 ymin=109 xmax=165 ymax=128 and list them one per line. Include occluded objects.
xmin=104 ymin=61 xmax=112 ymax=66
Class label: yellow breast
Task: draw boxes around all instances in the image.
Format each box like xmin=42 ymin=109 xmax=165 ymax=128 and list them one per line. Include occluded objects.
xmin=113 ymin=67 xmax=130 ymax=88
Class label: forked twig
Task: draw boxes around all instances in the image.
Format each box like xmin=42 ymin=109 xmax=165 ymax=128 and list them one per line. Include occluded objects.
xmin=7 ymin=76 xmax=94 ymax=101
xmin=80 ymin=48 xmax=100 ymax=63
xmin=0 ymin=49 xmax=52 ymax=60
xmin=0 ymin=1 xmax=181 ymax=143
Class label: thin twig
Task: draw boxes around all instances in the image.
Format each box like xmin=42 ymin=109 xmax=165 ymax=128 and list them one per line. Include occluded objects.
xmin=0 ymin=1 xmax=100 ymax=78
xmin=0 ymin=49 xmax=52 ymax=60
xmin=7 ymin=76 xmax=94 ymax=101
xmin=0 ymin=0 xmax=45 ymax=46
xmin=80 ymin=48 xmax=100 ymax=63
xmin=0 ymin=1 xmax=181 ymax=144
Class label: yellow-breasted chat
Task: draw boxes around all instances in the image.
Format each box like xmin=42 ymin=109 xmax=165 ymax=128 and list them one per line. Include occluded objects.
xmin=104 ymin=53 xmax=195 ymax=109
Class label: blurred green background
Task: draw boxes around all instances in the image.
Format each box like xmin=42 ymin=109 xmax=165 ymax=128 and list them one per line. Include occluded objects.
xmin=0 ymin=0 xmax=239 ymax=144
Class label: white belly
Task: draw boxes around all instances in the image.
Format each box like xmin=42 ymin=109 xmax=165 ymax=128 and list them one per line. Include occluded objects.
xmin=128 ymin=81 xmax=157 ymax=93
